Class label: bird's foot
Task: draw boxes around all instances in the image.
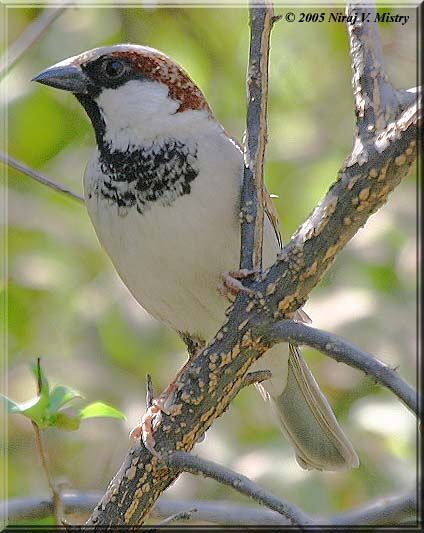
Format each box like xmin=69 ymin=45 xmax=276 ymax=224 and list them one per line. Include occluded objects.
xmin=218 ymin=269 xmax=258 ymax=301
xmin=129 ymin=401 xmax=164 ymax=458
xmin=129 ymin=379 xmax=179 ymax=458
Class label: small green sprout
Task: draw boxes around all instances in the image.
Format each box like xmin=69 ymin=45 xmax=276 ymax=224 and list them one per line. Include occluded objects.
xmin=1 ymin=358 xmax=126 ymax=431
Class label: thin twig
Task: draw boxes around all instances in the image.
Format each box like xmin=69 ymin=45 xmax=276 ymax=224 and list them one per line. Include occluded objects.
xmin=326 ymin=488 xmax=418 ymax=526
xmin=397 ymin=86 xmax=420 ymax=110
xmin=0 ymin=6 xmax=67 ymax=79
xmin=4 ymin=489 xmax=417 ymax=526
xmin=258 ymin=320 xmax=419 ymax=416
xmin=31 ymin=423 xmax=62 ymax=525
xmin=31 ymin=359 xmax=62 ymax=525
xmin=148 ymin=508 xmax=197 ymax=530
xmin=1 ymin=151 xmax=84 ymax=203
xmin=5 ymin=493 xmax=287 ymax=526
xmin=242 ymin=369 xmax=272 ymax=388
xmin=146 ymin=374 xmax=154 ymax=409
xmin=35 ymin=357 xmax=43 ymax=393
xmin=166 ymin=451 xmax=313 ymax=525
xmin=239 ymin=1 xmax=273 ymax=271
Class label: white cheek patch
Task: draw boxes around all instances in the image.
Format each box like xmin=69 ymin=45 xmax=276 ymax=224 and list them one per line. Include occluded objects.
xmin=95 ymin=80 xmax=180 ymax=149
xmin=93 ymin=79 xmax=216 ymax=154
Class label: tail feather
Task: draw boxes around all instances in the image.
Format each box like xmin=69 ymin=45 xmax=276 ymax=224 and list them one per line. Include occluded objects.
xmin=270 ymin=344 xmax=359 ymax=471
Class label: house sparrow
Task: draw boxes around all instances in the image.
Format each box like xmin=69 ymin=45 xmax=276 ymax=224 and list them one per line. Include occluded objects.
xmin=33 ymin=44 xmax=358 ymax=471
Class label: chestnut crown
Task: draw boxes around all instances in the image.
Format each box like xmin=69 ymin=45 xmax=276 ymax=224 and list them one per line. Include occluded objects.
xmin=33 ymin=44 xmax=211 ymax=114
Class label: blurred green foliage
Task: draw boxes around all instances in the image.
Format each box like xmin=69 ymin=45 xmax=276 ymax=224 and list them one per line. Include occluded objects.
xmin=3 ymin=358 xmax=126 ymax=430
xmin=3 ymin=5 xmax=417 ymax=525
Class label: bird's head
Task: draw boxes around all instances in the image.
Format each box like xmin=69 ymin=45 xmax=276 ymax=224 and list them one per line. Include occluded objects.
xmin=33 ymin=44 xmax=213 ymax=151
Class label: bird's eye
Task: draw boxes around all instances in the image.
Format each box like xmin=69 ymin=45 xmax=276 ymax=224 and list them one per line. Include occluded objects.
xmin=101 ymin=59 xmax=126 ymax=80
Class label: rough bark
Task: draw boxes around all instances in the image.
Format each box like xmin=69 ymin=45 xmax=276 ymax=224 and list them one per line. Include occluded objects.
xmin=86 ymin=2 xmax=420 ymax=526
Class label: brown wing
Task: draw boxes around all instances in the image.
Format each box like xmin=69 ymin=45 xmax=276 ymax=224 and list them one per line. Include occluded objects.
xmin=263 ymin=185 xmax=283 ymax=249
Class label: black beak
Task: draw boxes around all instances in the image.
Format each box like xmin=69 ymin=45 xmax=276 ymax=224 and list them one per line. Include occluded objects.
xmin=32 ymin=64 xmax=91 ymax=94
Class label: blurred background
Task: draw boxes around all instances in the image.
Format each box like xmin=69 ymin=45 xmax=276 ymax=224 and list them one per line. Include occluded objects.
xmin=2 ymin=3 xmax=418 ymax=525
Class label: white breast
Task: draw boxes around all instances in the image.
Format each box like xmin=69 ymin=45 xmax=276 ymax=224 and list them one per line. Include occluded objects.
xmin=84 ymin=124 xmax=280 ymax=342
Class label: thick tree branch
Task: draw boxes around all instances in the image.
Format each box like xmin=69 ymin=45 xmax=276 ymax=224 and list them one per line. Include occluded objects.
xmin=346 ymin=3 xmax=401 ymax=136
xmin=86 ymin=3 xmax=419 ymax=526
xmin=166 ymin=451 xmax=313 ymax=525
xmin=258 ymin=320 xmax=418 ymax=416
xmin=1 ymin=151 xmax=84 ymax=203
xmin=240 ymin=2 xmax=273 ymax=270
xmin=259 ymin=100 xmax=417 ymax=328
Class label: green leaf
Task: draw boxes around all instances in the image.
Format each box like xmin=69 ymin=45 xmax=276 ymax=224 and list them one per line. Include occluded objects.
xmin=4 ymin=359 xmax=125 ymax=428
xmin=20 ymin=400 xmax=48 ymax=427
xmin=48 ymin=385 xmax=83 ymax=414
xmin=79 ymin=402 xmax=126 ymax=421
xmin=1 ymin=389 xmax=48 ymax=426
xmin=0 ymin=393 xmax=23 ymax=414
xmin=48 ymin=412 xmax=81 ymax=431
xmin=13 ymin=359 xmax=52 ymax=427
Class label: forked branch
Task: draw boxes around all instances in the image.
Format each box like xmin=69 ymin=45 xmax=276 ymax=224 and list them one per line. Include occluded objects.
xmin=86 ymin=2 xmax=419 ymax=527
xmin=4 ymin=1 xmax=419 ymax=528
xmin=258 ymin=320 xmax=418 ymax=416
xmin=166 ymin=451 xmax=313 ymax=525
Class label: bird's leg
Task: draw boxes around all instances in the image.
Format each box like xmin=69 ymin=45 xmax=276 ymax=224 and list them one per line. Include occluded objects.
xmin=155 ymin=337 xmax=205 ymax=413
xmin=129 ymin=373 xmax=160 ymax=453
xmin=130 ymin=339 xmax=206 ymax=457
xmin=145 ymin=373 xmax=154 ymax=408
xmin=130 ymin=402 xmax=163 ymax=458
xmin=218 ymin=269 xmax=258 ymax=301
xmin=130 ymin=366 xmax=187 ymax=457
